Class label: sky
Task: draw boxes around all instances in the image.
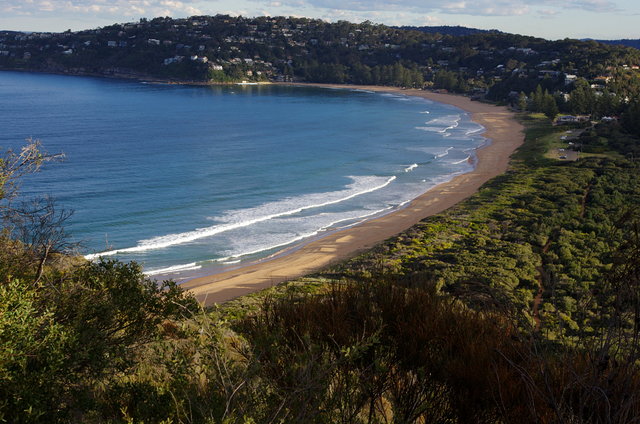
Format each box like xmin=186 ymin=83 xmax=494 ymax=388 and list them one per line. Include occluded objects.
xmin=1 ymin=0 xmax=638 ymax=40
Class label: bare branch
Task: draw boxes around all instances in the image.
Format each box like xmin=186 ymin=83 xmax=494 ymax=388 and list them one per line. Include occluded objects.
xmin=0 ymin=138 xmax=64 ymax=203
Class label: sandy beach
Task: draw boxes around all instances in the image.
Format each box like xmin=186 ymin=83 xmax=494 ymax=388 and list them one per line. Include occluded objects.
xmin=181 ymin=84 xmax=524 ymax=305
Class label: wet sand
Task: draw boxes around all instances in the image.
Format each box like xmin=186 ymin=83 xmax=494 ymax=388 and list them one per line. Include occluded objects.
xmin=181 ymin=84 xmax=524 ymax=305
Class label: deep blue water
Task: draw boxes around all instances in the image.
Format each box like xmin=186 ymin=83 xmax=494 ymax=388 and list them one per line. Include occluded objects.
xmin=0 ymin=71 xmax=485 ymax=280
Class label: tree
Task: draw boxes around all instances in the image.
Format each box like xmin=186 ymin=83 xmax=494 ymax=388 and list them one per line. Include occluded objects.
xmin=1 ymin=141 xmax=69 ymax=282
xmin=433 ymin=70 xmax=458 ymax=91
xmin=0 ymin=141 xmax=199 ymax=422
xmin=622 ymin=100 xmax=640 ymax=136
xmin=6 ymin=196 xmax=74 ymax=283
xmin=0 ymin=138 xmax=62 ymax=205
xmin=0 ymin=261 xmax=198 ymax=422
xmin=530 ymin=85 xmax=545 ymax=112
xmin=569 ymin=78 xmax=595 ymax=115
xmin=542 ymin=91 xmax=559 ymax=120
xmin=518 ymin=92 xmax=528 ymax=111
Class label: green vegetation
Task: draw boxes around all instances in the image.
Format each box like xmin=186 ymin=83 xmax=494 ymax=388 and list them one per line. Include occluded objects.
xmin=3 ymin=109 xmax=640 ymax=422
xmin=338 ymin=120 xmax=640 ymax=341
xmin=1 ymin=143 xmax=197 ymax=422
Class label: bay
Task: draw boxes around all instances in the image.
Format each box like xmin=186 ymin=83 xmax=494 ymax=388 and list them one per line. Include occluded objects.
xmin=0 ymin=71 xmax=485 ymax=280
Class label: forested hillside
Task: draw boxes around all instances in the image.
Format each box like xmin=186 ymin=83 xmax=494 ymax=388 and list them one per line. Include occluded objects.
xmin=2 ymin=15 xmax=640 ymax=136
xmin=396 ymin=25 xmax=500 ymax=36
xmin=595 ymin=39 xmax=640 ymax=50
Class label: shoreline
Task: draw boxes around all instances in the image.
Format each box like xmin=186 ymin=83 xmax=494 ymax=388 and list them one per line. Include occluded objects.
xmin=181 ymin=83 xmax=524 ymax=305
xmin=0 ymin=67 xmax=270 ymax=86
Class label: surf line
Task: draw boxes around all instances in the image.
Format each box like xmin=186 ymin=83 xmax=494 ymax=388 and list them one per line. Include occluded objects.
xmin=85 ymin=175 xmax=397 ymax=259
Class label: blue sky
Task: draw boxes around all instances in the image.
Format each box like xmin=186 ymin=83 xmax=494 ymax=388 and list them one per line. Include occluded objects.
xmin=1 ymin=0 xmax=638 ymax=40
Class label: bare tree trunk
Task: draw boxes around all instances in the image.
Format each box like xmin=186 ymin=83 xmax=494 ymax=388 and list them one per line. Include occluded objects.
xmin=34 ymin=244 xmax=51 ymax=284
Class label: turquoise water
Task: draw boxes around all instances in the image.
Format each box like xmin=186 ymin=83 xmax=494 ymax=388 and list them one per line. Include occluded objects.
xmin=0 ymin=71 xmax=486 ymax=281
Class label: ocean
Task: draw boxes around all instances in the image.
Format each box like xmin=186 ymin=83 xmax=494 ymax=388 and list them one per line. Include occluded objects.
xmin=0 ymin=71 xmax=486 ymax=281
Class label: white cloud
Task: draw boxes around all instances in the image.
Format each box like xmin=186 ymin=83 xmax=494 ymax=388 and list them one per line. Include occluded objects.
xmin=537 ymin=8 xmax=559 ymax=17
xmin=2 ymin=0 xmax=204 ymax=19
xmin=222 ymin=9 xmax=250 ymax=17
xmin=416 ymin=15 xmax=445 ymax=25
xmin=566 ymin=0 xmax=617 ymax=12
xmin=264 ymin=0 xmax=620 ymax=16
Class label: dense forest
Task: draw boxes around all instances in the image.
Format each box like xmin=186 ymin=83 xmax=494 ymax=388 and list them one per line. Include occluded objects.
xmin=396 ymin=25 xmax=501 ymax=36
xmin=2 ymin=15 xmax=640 ymax=136
xmin=3 ymin=14 xmax=640 ymax=424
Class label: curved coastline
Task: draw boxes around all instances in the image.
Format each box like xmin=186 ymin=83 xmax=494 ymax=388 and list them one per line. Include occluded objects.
xmin=181 ymin=84 xmax=524 ymax=305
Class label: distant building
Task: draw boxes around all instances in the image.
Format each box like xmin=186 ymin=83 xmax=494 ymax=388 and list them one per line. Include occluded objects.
xmin=539 ymin=70 xmax=561 ymax=79
xmin=593 ymin=76 xmax=613 ymax=84
xmin=163 ymin=55 xmax=184 ymax=65
xmin=190 ymin=55 xmax=208 ymax=63
xmin=564 ymin=74 xmax=578 ymax=85
xmin=557 ymin=115 xmax=590 ymax=124
xmin=557 ymin=115 xmax=579 ymax=124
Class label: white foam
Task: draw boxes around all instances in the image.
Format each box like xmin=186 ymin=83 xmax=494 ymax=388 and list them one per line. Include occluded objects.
xmin=84 ymin=175 xmax=396 ymax=259
xmin=419 ymin=111 xmax=430 ymax=114
xmin=408 ymin=146 xmax=454 ymax=159
xmin=215 ymin=206 xmax=394 ymax=261
xmin=380 ymin=93 xmax=411 ymax=101
xmin=426 ymin=114 xmax=461 ymax=126
xmin=416 ymin=114 xmax=461 ymax=134
xmin=465 ymin=126 xmax=485 ymax=135
xmin=144 ymin=262 xmax=202 ymax=276
xmin=449 ymin=155 xmax=471 ymax=165
xmin=216 ymin=229 xmax=326 ymax=261
xmin=416 ymin=126 xmax=449 ymax=133
xmin=404 ymin=163 xmax=419 ymax=172
xmin=435 ymin=147 xmax=454 ymax=158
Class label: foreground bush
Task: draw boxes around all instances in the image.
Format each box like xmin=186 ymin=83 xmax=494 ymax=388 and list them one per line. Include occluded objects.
xmin=0 ymin=259 xmax=197 ymax=423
